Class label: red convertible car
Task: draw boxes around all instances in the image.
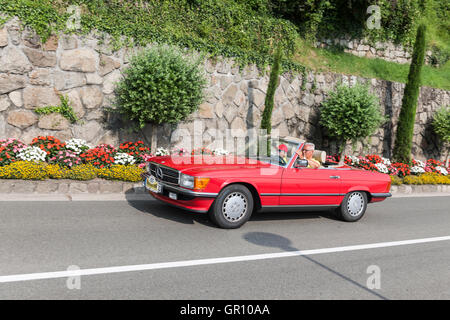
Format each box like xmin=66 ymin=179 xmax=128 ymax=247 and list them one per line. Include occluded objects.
xmin=142 ymin=137 xmax=391 ymax=228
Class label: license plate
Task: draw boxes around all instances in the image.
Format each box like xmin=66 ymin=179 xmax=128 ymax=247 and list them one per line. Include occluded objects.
xmin=145 ymin=175 xmax=161 ymax=193
xmin=169 ymin=192 xmax=177 ymax=200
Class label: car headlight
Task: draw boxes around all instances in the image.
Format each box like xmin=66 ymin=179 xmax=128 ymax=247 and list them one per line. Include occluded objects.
xmin=180 ymin=174 xmax=210 ymax=190
xmin=180 ymin=174 xmax=195 ymax=189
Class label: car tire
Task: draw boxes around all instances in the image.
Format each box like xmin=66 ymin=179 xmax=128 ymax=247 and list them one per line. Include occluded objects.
xmin=336 ymin=191 xmax=368 ymax=222
xmin=209 ymin=184 xmax=254 ymax=229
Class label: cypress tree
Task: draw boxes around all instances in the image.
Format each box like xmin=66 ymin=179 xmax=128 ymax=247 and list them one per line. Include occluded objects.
xmin=260 ymin=44 xmax=282 ymax=156
xmin=393 ymin=24 xmax=427 ymax=163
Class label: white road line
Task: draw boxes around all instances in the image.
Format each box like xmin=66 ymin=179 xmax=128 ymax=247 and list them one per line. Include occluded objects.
xmin=1 ymin=235 xmax=450 ymax=284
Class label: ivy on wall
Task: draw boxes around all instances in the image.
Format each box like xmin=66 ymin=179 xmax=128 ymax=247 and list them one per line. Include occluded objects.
xmin=0 ymin=0 xmax=305 ymax=73
xmin=35 ymin=95 xmax=79 ymax=124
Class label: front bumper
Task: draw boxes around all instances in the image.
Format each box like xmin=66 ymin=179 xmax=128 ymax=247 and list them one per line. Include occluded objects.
xmin=149 ymin=192 xmax=215 ymax=213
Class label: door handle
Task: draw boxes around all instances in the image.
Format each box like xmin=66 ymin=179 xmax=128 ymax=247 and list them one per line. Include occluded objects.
xmin=329 ymin=176 xmax=340 ymax=179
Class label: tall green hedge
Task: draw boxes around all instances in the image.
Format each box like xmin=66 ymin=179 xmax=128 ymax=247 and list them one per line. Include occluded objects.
xmin=260 ymin=44 xmax=282 ymax=156
xmin=393 ymin=24 xmax=427 ymax=164
xmin=432 ymin=105 xmax=450 ymax=167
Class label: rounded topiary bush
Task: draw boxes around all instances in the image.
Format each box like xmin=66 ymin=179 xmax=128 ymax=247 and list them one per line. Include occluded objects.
xmin=433 ymin=105 xmax=450 ymax=167
xmin=320 ymin=83 xmax=385 ymax=164
xmin=115 ymin=44 xmax=206 ymax=129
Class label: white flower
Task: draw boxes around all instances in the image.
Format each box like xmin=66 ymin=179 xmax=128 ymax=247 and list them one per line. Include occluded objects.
xmin=436 ymin=166 xmax=448 ymax=176
xmin=155 ymin=147 xmax=170 ymax=156
xmin=349 ymin=156 xmax=359 ymax=165
xmin=375 ymin=162 xmax=388 ymax=174
xmin=413 ymin=159 xmax=425 ymax=168
xmin=411 ymin=166 xmax=425 ymax=174
xmin=114 ymin=152 xmax=136 ymax=165
xmin=17 ymin=146 xmax=47 ymax=162
xmin=382 ymin=157 xmax=391 ymax=166
xmin=65 ymin=139 xmax=91 ymax=154
xmin=212 ymin=148 xmax=229 ymax=155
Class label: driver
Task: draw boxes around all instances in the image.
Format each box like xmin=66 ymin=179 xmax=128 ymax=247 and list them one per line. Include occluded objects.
xmin=278 ymin=144 xmax=288 ymax=166
xmin=296 ymin=142 xmax=320 ymax=169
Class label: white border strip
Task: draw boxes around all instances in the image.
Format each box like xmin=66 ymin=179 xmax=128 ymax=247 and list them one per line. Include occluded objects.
xmin=1 ymin=236 xmax=449 ymax=283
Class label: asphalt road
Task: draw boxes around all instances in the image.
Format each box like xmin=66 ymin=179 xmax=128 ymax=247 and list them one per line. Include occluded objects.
xmin=0 ymin=195 xmax=449 ymax=300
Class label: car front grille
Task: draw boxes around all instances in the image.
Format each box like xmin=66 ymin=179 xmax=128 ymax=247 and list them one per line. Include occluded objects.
xmin=149 ymin=162 xmax=180 ymax=185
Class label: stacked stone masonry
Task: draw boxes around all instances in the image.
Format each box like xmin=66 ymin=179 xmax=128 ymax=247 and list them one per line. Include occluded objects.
xmin=0 ymin=179 xmax=145 ymax=194
xmin=0 ymin=18 xmax=449 ymax=161
xmin=315 ymin=37 xmax=433 ymax=65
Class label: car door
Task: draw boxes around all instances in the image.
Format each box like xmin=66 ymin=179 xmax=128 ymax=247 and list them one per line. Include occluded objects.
xmin=280 ymin=167 xmax=342 ymax=206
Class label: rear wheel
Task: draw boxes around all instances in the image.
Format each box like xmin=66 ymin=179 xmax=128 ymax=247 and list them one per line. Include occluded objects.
xmin=336 ymin=191 xmax=368 ymax=222
xmin=209 ymin=184 xmax=254 ymax=229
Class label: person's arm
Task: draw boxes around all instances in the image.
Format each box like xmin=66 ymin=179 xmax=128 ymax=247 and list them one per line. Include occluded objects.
xmin=308 ymin=159 xmax=320 ymax=169
xmin=295 ymin=150 xmax=304 ymax=159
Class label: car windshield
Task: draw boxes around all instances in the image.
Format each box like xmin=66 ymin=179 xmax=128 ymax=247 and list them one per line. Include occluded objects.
xmin=248 ymin=138 xmax=300 ymax=167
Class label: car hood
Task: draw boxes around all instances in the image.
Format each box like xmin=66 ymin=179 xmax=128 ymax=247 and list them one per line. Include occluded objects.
xmin=147 ymin=155 xmax=282 ymax=176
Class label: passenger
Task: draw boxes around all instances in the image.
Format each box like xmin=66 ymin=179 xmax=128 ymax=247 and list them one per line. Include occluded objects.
xmin=296 ymin=142 xmax=320 ymax=169
xmin=278 ymin=144 xmax=288 ymax=166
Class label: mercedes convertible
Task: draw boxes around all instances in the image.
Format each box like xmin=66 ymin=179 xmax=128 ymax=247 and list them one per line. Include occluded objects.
xmin=141 ymin=137 xmax=392 ymax=229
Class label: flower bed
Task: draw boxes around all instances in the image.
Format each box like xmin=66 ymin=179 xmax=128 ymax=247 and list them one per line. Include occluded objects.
xmin=0 ymin=136 xmax=448 ymax=185
xmin=0 ymin=137 xmax=150 ymax=182
xmin=0 ymin=137 xmax=232 ymax=182
xmin=326 ymin=154 xmax=450 ymax=185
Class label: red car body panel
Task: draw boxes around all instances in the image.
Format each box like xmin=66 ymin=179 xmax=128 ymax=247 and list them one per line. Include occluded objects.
xmin=143 ymin=146 xmax=391 ymax=213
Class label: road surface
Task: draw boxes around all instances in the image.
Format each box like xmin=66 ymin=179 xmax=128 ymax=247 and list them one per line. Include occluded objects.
xmin=0 ymin=195 xmax=449 ymax=299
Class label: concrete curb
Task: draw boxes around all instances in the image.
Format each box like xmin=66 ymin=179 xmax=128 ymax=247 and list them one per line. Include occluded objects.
xmin=0 ymin=178 xmax=145 ymax=195
xmin=0 ymin=180 xmax=449 ymax=201
xmin=390 ymin=184 xmax=450 ymax=197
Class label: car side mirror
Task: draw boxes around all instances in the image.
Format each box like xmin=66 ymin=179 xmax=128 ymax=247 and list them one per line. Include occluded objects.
xmin=295 ymin=159 xmax=308 ymax=168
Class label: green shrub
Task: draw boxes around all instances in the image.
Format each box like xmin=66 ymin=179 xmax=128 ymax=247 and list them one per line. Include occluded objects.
xmin=319 ymin=83 xmax=384 ymax=164
xmin=393 ymin=24 xmax=427 ymax=164
xmin=260 ymin=44 xmax=282 ymax=155
xmin=429 ymin=45 xmax=450 ymax=67
xmin=432 ymin=105 xmax=450 ymax=166
xmin=115 ymin=45 xmax=206 ymax=129
xmin=273 ymin=0 xmax=422 ymax=48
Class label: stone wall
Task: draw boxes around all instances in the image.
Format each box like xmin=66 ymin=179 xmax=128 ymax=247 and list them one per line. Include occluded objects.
xmin=0 ymin=18 xmax=449 ymax=161
xmin=0 ymin=178 xmax=145 ymax=195
xmin=315 ymin=37 xmax=433 ymax=65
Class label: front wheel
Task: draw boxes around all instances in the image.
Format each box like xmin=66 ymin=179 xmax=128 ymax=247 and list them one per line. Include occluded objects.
xmin=209 ymin=184 xmax=254 ymax=229
xmin=336 ymin=191 xmax=368 ymax=222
